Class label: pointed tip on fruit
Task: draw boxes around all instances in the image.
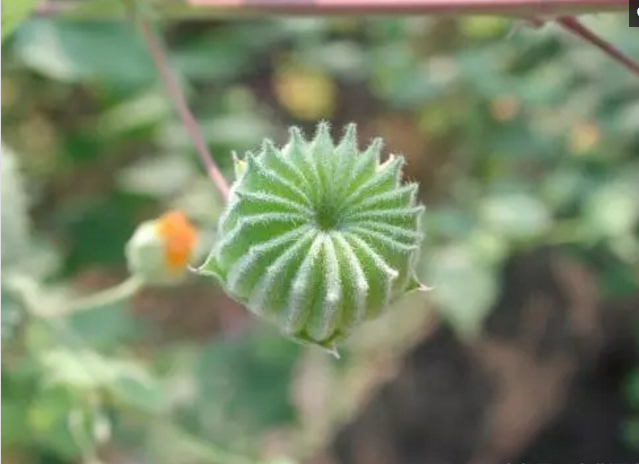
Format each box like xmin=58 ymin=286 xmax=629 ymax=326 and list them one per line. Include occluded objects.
xmin=191 ymin=253 xmax=224 ymax=281
xmin=315 ymin=120 xmax=332 ymax=134
xmin=376 ymin=153 xmax=404 ymax=176
xmin=313 ymin=120 xmax=334 ymax=151
xmin=189 ymin=262 xmax=210 ymax=277
xmin=289 ymin=126 xmax=305 ymax=142
xmin=406 ymin=276 xmax=433 ymax=294
xmin=326 ymin=346 xmax=341 ymax=359
xmin=233 ymin=151 xmax=248 ymax=179
xmin=364 ymin=137 xmax=384 ymax=160
xmin=286 ymin=126 xmax=308 ymax=156
xmin=337 ymin=123 xmax=358 ymax=155
xmin=245 ymin=152 xmax=258 ymax=168
xmin=344 ymin=122 xmax=357 ymax=133
xmin=261 ymin=138 xmax=274 ymax=151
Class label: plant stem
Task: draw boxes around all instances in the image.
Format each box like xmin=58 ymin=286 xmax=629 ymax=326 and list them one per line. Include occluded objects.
xmin=187 ymin=0 xmax=626 ymax=16
xmin=556 ymin=16 xmax=639 ymax=78
xmin=64 ymin=275 xmax=144 ymax=315
xmin=34 ymin=0 xmax=627 ymax=19
xmin=127 ymin=1 xmax=231 ymax=201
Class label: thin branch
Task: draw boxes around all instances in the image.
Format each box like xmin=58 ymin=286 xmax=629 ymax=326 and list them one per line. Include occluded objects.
xmin=128 ymin=3 xmax=231 ymax=201
xmin=64 ymin=276 xmax=144 ymax=315
xmin=34 ymin=0 xmax=628 ymax=19
xmin=556 ymin=16 xmax=639 ymax=78
xmin=187 ymin=0 xmax=626 ymax=16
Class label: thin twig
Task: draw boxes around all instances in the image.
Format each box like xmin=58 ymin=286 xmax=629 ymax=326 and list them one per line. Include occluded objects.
xmin=556 ymin=16 xmax=639 ymax=78
xmin=34 ymin=0 xmax=628 ymax=19
xmin=128 ymin=3 xmax=231 ymax=201
xmin=188 ymin=0 xmax=626 ymax=16
xmin=64 ymin=275 xmax=144 ymax=315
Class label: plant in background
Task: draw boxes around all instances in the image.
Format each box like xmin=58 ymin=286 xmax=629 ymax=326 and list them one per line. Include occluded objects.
xmin=2 ymin=1 xmax=639 ymax=463
xmin=197 ymin=122 xmax=426 ymax=354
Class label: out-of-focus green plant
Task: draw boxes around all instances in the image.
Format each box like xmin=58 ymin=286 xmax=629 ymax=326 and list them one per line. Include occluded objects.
xmin=2 ymin=3 xmax=638 ymax=464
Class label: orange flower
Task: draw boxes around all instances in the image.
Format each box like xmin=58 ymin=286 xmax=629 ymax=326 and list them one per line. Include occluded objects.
xmin=125 ymin=210 xmax=198 ymax=285
xmin=155 ymin=210 xmax=197 ymax=272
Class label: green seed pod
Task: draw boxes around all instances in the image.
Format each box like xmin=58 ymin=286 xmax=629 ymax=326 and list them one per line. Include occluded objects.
xmin=197 ymin=123 xmax=426 ymax=353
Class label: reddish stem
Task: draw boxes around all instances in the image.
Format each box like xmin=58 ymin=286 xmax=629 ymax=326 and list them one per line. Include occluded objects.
xmin=134 ymin=14 xmax=231 ymax=201
xmin=188 ymin=0 xmax=626 ymax=16
xmin=556 ymin=16 xmax=639 ymax=78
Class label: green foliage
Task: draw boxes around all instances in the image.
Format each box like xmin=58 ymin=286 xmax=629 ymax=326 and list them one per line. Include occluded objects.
xmin=1 ymin=144 xmax=31 ymax=272
xmin=13 ymin=19 xmax=155 ymax=88
xmin=194 ymin=333 xmax=300 ymax=443
xmin=424 ymin=244 xmax=498 ymax=339
xmin=2 ymin=11 xmax=638 ymax=464
xmin=1 ymin=0 xmax=40 ymax=42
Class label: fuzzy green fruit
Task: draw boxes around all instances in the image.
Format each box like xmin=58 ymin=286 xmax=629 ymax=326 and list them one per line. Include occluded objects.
xmin=197 ymin=123 xmax=426 ymax=353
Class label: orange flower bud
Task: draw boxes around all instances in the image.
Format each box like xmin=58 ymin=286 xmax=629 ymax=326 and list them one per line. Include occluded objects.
xmin=125 ymin=210 xmax=197 ymax=285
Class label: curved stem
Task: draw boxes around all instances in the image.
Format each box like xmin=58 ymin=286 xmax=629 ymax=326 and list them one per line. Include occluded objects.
xmin=128 ymin=1 xmax=231 ymax=201
xmin=187 ymin=0 xmax=626 ymax=16
xmin=64 ymin=275 xmax=144 ymax=315
xmin=556 ymin=16 xmax=639 ymax=78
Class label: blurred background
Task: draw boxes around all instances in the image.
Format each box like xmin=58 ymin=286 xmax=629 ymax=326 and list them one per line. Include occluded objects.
xmin=2 ymin=8 xmax=639 ymax=464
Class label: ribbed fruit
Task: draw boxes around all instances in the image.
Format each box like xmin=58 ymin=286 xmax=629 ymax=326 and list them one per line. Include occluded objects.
xmin=197 ymin=123 xmax=426 ymax=353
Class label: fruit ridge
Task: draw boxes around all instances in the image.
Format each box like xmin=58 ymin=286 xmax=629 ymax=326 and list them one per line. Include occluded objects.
xmin=198 ymin=122 xmax=425 ymax=352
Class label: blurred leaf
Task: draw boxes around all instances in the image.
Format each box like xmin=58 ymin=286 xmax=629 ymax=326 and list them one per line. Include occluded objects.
xmin=14 ymin=19 xmax=155 ymax=87
xmin=95 ymin=91 xmax=171 ymax=138
xmin=1 ymin=287 xmax=22 ymax=341
xmin=512 ymin=61 xmax=574 ymax=106
xmin=41 ymin=349 xmax=119 ymax=391
xmin=479 ymin=192 xmax=552 ymax=240
xmin=267 ymin=459 xmax=299 ymax=464
xmin=41 ymin=349 xmax=166 ymax=413
xmin=117 ymin=154 xmax=197 ymax=198
xmin=542 ymin=167 xmax=590 ymax=210
xmin=175 ymin=37 xmax=254 ymax=82
xmin=2 ymin=400 xmax=31 ymax=448
xmin=1 ymin=144 xmax=31 ymax=273
xmin=201 ymin=113 xmax=273 ymax=150
xmin=67 ymin=302 xmax=142 ymax=351
xmin=456 ymin=47 xmax=512 ymax=99
xmin=624 ymin=417 xmax=639 ymax=449
xmin=304 ymin=41 xmax=367 ymax=81
xmin=583 ymin=181 xmax=639 ymax=238
xmin=1 ymin=363 xmax=39 ymax=448
xmin=27 ymin=386 xmax=94 ymax=460
xmin=109 ymin=370 xmax=167 ymax=414
xmin=466 ymin=229 xmax=508 ymax=265
xmin=169 ymin=177 xmax=224 ymax=227
xmin=63 ymin=192 xmax=150 ymax=274
xmin=175 ymin=23 xmax=283 ymax=81
xmin=194 ymin=332 xmax=300 ymax=441
xmin=369 ymin=42 xmax=446 ymax=106
xmin=1 ymin=0 xmax=39 ymax=42
xmin=424 ymin=245 xmax=498 ymax=339
xmin=424 ymin=208 xmax=476 ymax=240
